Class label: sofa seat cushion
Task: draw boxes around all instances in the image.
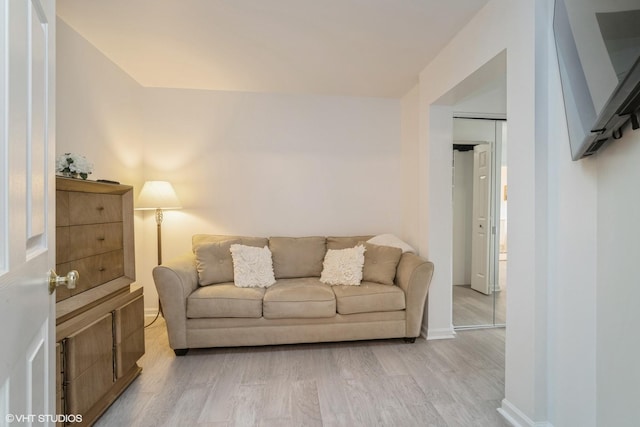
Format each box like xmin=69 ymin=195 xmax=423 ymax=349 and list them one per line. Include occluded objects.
xmin=187 ymin=283 xmax=265 ymax=318
xmin=332 ymin=282 xmax=406 ymax=315
xmin=263 ymin=278 xmax=336 ymax=319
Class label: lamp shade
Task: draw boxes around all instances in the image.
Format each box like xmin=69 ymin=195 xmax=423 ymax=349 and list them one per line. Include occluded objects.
xmin=136 ymin=181 xmax=182 ymax=210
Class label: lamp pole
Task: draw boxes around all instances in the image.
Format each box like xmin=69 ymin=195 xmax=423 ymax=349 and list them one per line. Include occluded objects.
xmin=156 ymin=208 xmax=164 ymax=265
xmin=135 ymin=180 xmax=182 ymax=325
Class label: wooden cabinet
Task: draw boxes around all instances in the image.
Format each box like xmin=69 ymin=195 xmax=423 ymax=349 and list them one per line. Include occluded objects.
xmin=65 ymin=314 xmax=114 ymax=416
xmin=115 ymin=296 xmax=145 ymax=378
xmin=55 ymin=177 xmax=143 ymax=426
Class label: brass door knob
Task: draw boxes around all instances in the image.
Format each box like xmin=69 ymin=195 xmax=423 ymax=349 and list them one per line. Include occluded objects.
xmin=48 ymin=270 xmax=79 ymax=294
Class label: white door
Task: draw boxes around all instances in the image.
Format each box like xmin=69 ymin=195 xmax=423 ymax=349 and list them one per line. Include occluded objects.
xmin=0 ymin=0 xmax=57 ymax=424
xmin=471 ymin=143 xmax=492 ymax=295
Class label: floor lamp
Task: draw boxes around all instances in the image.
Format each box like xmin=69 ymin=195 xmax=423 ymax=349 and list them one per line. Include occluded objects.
xmin=136 ymin=181 xmax=182 ymax=324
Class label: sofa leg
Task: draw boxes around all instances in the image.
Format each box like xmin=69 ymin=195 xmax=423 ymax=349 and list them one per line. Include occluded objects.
xmin=174 ymin=348 xmax=189 ymax=356
xmin=403 ymin=337 xmax=416 ymax=343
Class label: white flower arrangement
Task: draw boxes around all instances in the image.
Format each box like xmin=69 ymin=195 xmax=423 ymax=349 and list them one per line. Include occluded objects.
xmin=55 ymin=153 xmax=93 ymax=180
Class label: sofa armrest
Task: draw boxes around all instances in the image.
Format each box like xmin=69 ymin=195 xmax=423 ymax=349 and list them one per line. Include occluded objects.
xmin=152 ymin=252 xmax=198 ymax=350
xmin=395 ymin=253 xmax=435 ymax=338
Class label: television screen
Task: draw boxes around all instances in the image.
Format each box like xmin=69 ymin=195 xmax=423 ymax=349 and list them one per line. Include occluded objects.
xmin=554 ymin=0 xmax=640 ymax=160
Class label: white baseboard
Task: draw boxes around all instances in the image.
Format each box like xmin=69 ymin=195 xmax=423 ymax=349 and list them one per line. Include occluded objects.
xmin=144 ymin=308 xmax=161 ymax=318
xmin=498 ymin=399 xmax=553 ymax=427
xmin=454 ymin=111 xmax=507 ymax=120
xmin=424 ymin=325 xmax=456 ymax=340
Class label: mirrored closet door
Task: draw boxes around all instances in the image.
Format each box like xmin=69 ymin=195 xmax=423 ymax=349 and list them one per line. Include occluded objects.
xmin=452 ymin=118 xmax=507 ymax=329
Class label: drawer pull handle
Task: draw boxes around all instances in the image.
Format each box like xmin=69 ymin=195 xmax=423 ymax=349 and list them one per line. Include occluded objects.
xmin=98 ymin=267 xmax=106 ymax=272
xmin=97 ymin=206 xmax=105 ymax=211
xmin=97 ymin=237 xmax=105 ymax=241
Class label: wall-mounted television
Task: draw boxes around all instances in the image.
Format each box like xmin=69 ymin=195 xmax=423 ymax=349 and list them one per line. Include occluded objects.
xmin=554 ymin=0 xmax=640 ymax=160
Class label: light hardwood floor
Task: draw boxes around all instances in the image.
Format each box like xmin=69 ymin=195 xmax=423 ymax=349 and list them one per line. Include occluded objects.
xmin=95 ymin=319 xmax=509 ymax=427
xmin=452 ymin=286 xmax=506 ymax=327
xmin=453 ymin=260 xmax=507 ymax=327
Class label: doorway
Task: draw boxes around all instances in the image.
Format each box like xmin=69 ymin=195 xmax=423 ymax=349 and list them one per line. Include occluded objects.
xmin=452 ymin=118 xmax=507 ymax=329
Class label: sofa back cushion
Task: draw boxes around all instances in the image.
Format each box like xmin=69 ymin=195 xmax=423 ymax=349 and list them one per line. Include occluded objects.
xmin=361 ymin=242 xmax=403 ymax=286
xmin=192 ymin=235 xmax=269 ymax=286
xmin=326 ymin=235 xmax=373 ymax=250
xmin=269 ymin=236 xmax=326 ymax=279
xmin=192 ymin=234 xmax=268 ymax=250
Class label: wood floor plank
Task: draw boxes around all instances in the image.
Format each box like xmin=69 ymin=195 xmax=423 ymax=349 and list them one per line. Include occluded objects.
xmin=95 ymin=319 xmax=508 ymax=427
xmin=93 ymin=389 xmax=154 ymax=427
xmin=331 ymin=343 xmax=387 ymax=380
xmin=369 ymin=341 xmax=411 ymax=376
xmin=232 ymin=383 xmax=265 ymax=426
xmin=196 ymin=381 xmax=237 ymax=423
xmin=260 ymin=378 xmax=292 ymax=420
xmin=412 ymin=373 xmax=457 ymax=404
xmin=314 ymin=375 xmax=355 ymax=426
xmin=260 ymin=379 xmax=323 ymax=427
xmin=401 ymin=402 xmax=449 ymax=427
xmin=161 ymin=386 xmax=214 ymax=427
xmin=126 ymin=382 xmax=187 ymax=427
xmin=309 ymin=346 xmax=356 ymax=425
xmin=290 ymin=379 xmax=323 ymax=426
xmin=453 ymin=281 xmax=507 ymax=327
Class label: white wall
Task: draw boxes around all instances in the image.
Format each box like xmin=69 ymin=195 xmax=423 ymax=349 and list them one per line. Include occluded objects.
xmin=56 ymin=18 xmax=149 ymax=307
xmin=401 ymin=86 xmax=421 ymax=250
xmin=544 ymin=2 xmax=599 ymax=423
xmin=136 ymin=88 xmax=403 ymax=308
xmin=408 ymin=0 xmax=553 ymax=423
xmin=140 ymin=88 xmax=401 ymax=239
xmin=595 ymin=128 xmax=640 ymax=426
xmin=57 ymin=22 xmax=403 ymax=314
xmin=56 ymin=19 xmax=143 ymax=186
xmin=407 ymin=0 xmax=635 ymax=425
xmin=453 ymin=118 xmax=497 ymax=143
xmin=58 ymin=3 xmax=640 ymax=424
xmin=453 ymin=75 xmax=506 ymax=119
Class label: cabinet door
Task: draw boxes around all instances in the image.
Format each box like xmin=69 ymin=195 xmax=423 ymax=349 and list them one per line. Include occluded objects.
xmin=56 ymin=343 xmax=64 ymax=427
xmin=115 ymin=295 xmax=145 ymax=378
xmin=64 ymin=314 xmax=114 ymax=415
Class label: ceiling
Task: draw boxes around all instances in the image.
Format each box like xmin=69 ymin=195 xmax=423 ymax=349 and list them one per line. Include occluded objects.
xmin=57 ymin=0 xmax=490 ymax=98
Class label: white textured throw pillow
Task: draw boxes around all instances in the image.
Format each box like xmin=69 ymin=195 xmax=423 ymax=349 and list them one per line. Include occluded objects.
xmin=320 ymin=244 xmax=366 ymax=286
xmin=229 ymin=244 xmax=276 ymax=288
xmin=367 ymin=234 xmax=415 ymax=253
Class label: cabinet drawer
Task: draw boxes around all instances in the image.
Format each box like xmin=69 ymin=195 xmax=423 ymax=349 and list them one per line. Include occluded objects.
xmin=65 ymin=314 xmax=114 ymax=414
xmin=55 ymin=260 xmax=73 ymax=302
xmin=58 ymin=250 xmax=125 ymax=295
xmin=56 ymin=191 xmax=70 ymax=227
xmin=68 ymin=192 xmax=122 ymax=225
xmin=69 ymin=222 xmax=123 ymax=260
xmin=56 ymin=226 xmax=71 ymax=264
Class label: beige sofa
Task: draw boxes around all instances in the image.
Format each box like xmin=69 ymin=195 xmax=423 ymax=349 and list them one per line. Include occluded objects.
xmin=153 ymin=235 xmax=434 ymax=355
